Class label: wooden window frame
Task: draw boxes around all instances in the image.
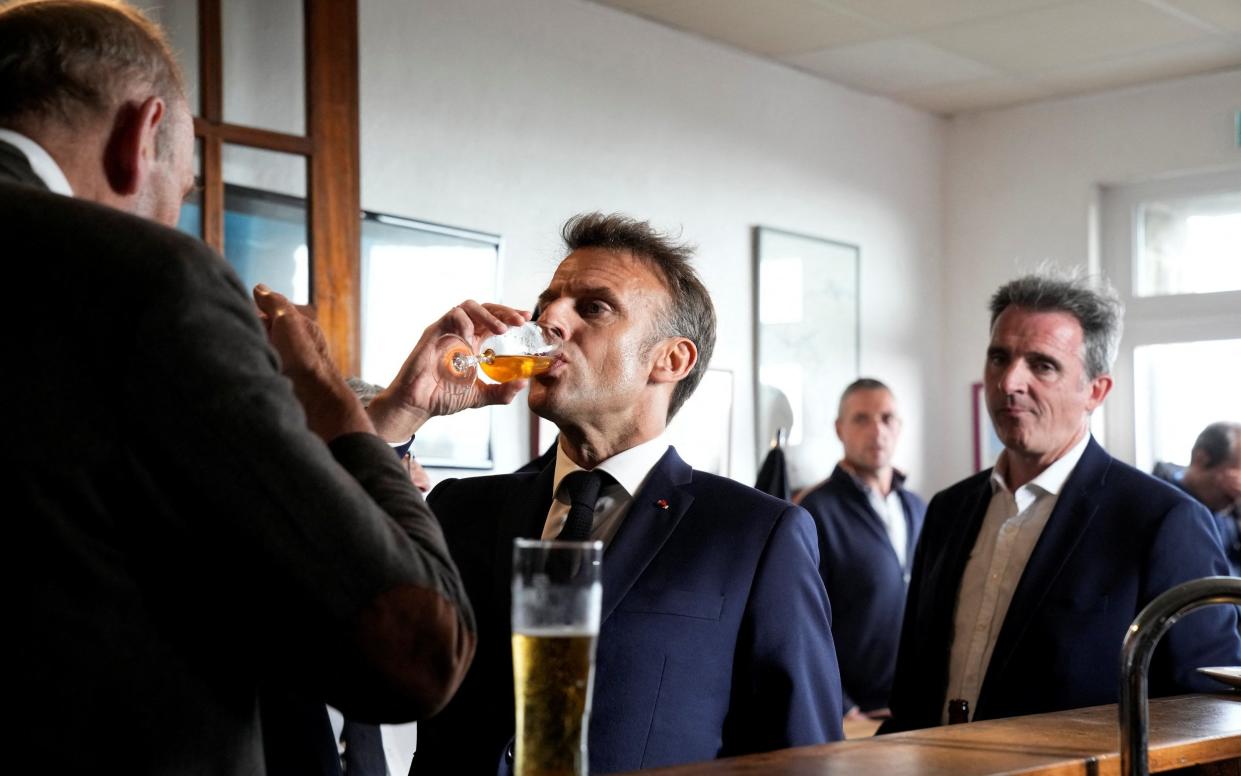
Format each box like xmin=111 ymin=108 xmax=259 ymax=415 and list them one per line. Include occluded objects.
xmin=192 ymin=0 xmax=361 ymax=374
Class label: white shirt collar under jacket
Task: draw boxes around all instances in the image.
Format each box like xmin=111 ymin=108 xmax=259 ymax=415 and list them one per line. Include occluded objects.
xmin=0 ymin=128 xmax=75 ymax=197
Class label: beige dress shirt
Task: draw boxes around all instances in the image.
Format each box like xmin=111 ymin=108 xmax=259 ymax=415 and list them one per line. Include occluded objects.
xmin=943 ymin=432 xmax=1091 ymax=723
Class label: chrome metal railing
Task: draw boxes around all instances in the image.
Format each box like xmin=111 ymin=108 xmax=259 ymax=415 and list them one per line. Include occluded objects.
xmin=1118 ymin=576 xmax=1241 ymax=776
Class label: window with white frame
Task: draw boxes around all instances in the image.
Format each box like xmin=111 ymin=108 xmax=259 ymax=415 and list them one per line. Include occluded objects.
xmin=1101 ymin=168 xmax=1241 ymax=473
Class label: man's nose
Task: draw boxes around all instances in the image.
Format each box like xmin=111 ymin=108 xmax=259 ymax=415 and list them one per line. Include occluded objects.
xmin=998 ymin=361 xmax=1029 ymax=394
xmin=537 ymin=300 xmax=571 ymax=340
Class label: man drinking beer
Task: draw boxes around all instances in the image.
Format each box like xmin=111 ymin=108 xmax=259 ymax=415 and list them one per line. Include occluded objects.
xmin=403 ymin=213 xmax=845 ymax=774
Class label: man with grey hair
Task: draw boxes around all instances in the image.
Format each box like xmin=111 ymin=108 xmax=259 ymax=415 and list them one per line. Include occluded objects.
xmin=882 ymin=271 xmax=1241 ymax=732
xmin=2 ymin=2 xmax=481 ymax=773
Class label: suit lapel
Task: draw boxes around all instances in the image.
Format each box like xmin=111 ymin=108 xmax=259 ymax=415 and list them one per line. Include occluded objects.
xmin=978 ymin=439 xmax=1109 ymax=707
xmin=925 ymin=474 xmax=994 ymax=695
xmin=899 ymin=491 xmax=924 ymax=571
xmin=490 ymin=464 xmax=557 ymax=617
xmin=833 ymin=467 xmax=895 ymax=552
xmin=600 ymin=447 xmax=694 ymax=624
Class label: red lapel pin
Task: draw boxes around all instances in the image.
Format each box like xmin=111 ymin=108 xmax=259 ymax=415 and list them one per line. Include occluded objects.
xmin=655 ymin=498 xmax=669 ymax=509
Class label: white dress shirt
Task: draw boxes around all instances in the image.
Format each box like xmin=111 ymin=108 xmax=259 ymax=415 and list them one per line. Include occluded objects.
xmin=327 ymin=705 xmax=418 ymax=776
xmin=0 ymin=128 xmax=74 ymax=195
xmin=541 ymin=433 xmax=670 ymax=546
xmin=864 ymin=484 xmax=909 ymax=569
xmin=943 ymin=432 xmax=1091 ymax=723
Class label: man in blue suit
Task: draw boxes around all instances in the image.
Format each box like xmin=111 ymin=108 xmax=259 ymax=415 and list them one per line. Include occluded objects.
xmin=798 ymin=378 xmax=926 ymax=719
xmin=883 ymin=272 xmax=1241 ymax=733
xmin=1153 ymin=422 xmax=1241 ymax=577
xmin=411 ymin=213 xmax=844 ymax=773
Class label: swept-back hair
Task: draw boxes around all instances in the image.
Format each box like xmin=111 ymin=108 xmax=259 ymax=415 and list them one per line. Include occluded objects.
xmin=989 ymin=270 xmax=1123 ymax=379
xmin=562 ymin=212 xmax=717 ymax=420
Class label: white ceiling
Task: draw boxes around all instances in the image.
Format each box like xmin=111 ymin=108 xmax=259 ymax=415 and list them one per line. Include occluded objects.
xmin=591 ymin=0 xmax=1241 ymax=115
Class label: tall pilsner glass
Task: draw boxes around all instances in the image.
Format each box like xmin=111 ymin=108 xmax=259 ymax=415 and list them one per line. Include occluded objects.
xmin=511 ymin=539 xmax=603 ymax=776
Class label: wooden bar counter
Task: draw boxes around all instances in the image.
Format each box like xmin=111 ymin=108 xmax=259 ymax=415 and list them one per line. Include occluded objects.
xmin=625 ymin=694 xmax=1241 ymax=775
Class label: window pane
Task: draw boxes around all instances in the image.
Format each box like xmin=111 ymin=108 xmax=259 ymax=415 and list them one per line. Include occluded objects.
xmin=176 ymin=138 xmax=203 ymax=240
xmin=137 ymin=0 xmax=199 ymax=116
xmin=222 ymin=0 xmax=305 ymax=135
xmin=1133 ymin=338 xmax=1241 ymax=472
xmin=360 ymin=217 xmax=501 ymax=469
xmin=221 ymin=145 xmax=308 ymax=303
xmin=1136 ymin=191 xmax=1241 ymax=297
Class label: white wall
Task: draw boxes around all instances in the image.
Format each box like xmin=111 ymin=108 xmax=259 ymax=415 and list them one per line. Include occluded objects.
xmin=937 ymin=69 xmax=1241 ymax=492
xmin=359 ymin=0 xmax=946 ymax=489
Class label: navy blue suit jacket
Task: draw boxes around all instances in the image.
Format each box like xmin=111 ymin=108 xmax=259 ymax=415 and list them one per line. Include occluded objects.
xmin=799 ymin=465 xmax=926 ymax=712
xmin=883 ymin=438 xmax=1241 ymax=732
xmin=414 ymin=447 xmax=844 ymax=774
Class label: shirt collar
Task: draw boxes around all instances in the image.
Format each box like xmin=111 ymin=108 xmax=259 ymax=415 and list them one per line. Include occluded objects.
xmin=552 ymin=432 xmax=670 ymax=502
xmin=839 ymin=463 xmax=907 ymax=497
xmin=991 ymin=431 xmax=1092 ymax=497
xmin=0 ymin=129 xmax=74 ymax=196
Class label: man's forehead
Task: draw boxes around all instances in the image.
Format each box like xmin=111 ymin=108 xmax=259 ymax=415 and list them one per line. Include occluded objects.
xmin=842 ymin=389 xmax=897 ymax=415
xmin=990 ymin=307 xmax=1084 ymax=350
xmin=548 ymin=248 xmax=663 ymax=292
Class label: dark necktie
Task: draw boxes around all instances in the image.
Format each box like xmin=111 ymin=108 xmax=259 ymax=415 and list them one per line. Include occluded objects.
xmin=341 ymin=720 xmax=386 ymax=776
xmin=556 ymin=470 xmax=608 ymax=541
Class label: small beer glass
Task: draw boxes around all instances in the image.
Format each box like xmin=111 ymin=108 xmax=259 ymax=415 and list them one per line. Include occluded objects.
xmin=511 ymin=539 xmax=603 ymax=776
xmin=436 ymin=321 xmax=561 ymax=390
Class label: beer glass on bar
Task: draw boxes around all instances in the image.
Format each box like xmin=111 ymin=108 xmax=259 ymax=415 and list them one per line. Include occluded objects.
xmin=511 ymin=539 xmax=603 ymax=776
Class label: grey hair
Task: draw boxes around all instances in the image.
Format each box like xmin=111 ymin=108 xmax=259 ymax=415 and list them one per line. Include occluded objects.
xmin=0 ymin=0 xmax=186 ymax=152
xmin=989 ymin=270 xmax=1124 ymax=379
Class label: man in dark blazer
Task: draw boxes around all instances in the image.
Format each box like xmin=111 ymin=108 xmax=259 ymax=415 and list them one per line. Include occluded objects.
xmin=1153 ymin=422 xmax=1241 ymax=577
xmin=408 ymin=213 xmax=844 ymax=774
xmin=883 ymin=272 xmax=1241 ymax=733
xmin=2 ymin=3 xmax=483 ymax=773
xmin=798 ymin=378 xmax=926 ymax=718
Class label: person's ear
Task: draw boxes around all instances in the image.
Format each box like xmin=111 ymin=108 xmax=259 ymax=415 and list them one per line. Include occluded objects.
xmin=1085 ymin=373 xmax=1113 ymax=412
xmin=103 ymin=96 xmax=165 ymax=196
xmin=649 ymin=337 xmax=697 ymax=385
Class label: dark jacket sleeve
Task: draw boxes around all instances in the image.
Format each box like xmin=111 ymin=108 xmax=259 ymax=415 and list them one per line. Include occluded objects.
xmin=727 ymin=504 xmax=845 ymax=750
xmin=134 ymin=242 xmax=475 ymax=721
xmin=1145 ymin=498 xmax=1241 ymax=694
xmin=880 ymin=489 xmax=944 ymax=734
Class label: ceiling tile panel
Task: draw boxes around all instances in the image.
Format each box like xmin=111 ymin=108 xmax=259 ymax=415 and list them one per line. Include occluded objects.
xmin=1030 ymin=34 xmax=1241 ymax=94
xmin=591 ymin=0 xmax=1241 ymax=116
xmin=596 ymin=0 xmax=887 ymax=55
xmin=594 ymin=0 xmax=677 ymax=12
xmin=894 ymin=76 xmax=1060 ymax=113
xmin=921 ymin=0 xmax=1213 ymax=73
xmin=1159 ymin=0 xmax=1241 ymax=32
xmin=784 ymin=37 xmax=1000 ymax=93
xmin=814 ymin=0 xmax=1075 ymax=32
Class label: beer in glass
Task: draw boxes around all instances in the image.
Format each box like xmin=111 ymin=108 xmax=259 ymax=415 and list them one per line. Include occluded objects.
xmin=511 ymin=539 xmax=602 ymax=776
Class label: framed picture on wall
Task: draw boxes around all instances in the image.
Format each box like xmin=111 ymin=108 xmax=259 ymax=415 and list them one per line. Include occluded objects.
xmin=753 ymin=226 xmax=859 ymax=489
xmin=972 ymin=381 xmax=1004 ymax=471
